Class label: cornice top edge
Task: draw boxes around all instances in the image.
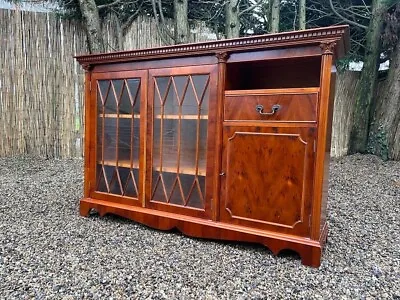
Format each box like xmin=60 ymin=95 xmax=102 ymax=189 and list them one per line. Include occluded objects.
xmin=75 ymin=25 xmax=349 ymax=65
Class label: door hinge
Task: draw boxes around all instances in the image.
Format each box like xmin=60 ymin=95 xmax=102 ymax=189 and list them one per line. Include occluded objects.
xmin=313 ymin=140 xmax=316 ymax=153
xmin=89 ymin=81 xmax=92 ymax=92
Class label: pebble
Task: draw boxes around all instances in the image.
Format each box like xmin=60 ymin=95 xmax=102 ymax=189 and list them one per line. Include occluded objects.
xmin=0 ymin=154 xmax=399 ymax=299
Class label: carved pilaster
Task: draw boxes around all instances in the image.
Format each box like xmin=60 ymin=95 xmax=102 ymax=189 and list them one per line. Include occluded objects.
xmin=215 ymin=51 xmax=229 ymax=63
xmin=319 ymin=42 xmax=336 ymax=55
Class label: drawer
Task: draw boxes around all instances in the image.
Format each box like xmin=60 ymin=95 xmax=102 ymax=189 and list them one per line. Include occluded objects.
xmin=224 ymin=89 xmax=318 ymax=122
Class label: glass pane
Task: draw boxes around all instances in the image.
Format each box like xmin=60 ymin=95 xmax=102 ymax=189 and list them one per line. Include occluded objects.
xmin=180 ymin=120 xmax=197 ymax=172
xmin=186 ymin=181 xmax=203 ymax=209
xmin=192 ymin=75 xmax=210 ymax=113
xmin=118 ymin=118 xmax=131 ymax=163
xmin=104 ymin=82 xmax=118 ymax=114
xmin=169 ymin=179 xmax=184 ymax=205
xmin=103 ymin=118 xmax=117 ymax=161
xmin=97 ymin=116 xmax=103 ymax=162
xmin=109 ymin=168 xmax=122 ymax=195
xmin=124 ymin=168 xmax=139 ymax=197
xmin=95 ymin=76 xmax=141 ymax=199
xmin=153 ymin=119 xmax=178 ymax=172
xmin=96 ymin=165 xmax=114 ymax=193
xmin=180 ymin=174 xmax=193 ymax=200
xmin=119 ymin=82 xmax=132 ymax=115
xmin=151 ymin=73 xmax=210 ymax=209
xmin=154 ymin=77 xmax=170 ymax=107
xmin=198 ymin=119 xmax=208 ymax=172
xmin=153 ymin=118 xmax=161 ymax=169
xmin=127 ymin=79 xmax=141 ymax=114
xmin=152 ymin=171 xmax=166 ymax=202
xmin=162 ymin=119 xmax=178 ymax=171
xmin=164 ymin=82 xmax=179 ymax=115
xmin=198 ymin=175 xmax=205 ymax=196
xmin=96 ymin=164 xmax=107 ymax=192
xmin=118 ymin=167 xmax=130 ymax=191
xmin=112 ymin=79 xmax=124 ymax=103
xmin=98 ymin=80 xmax=110 ymax=108
xmin=132 ymin=118 xmax=140 ymax=167
xmin=182 ymin=78 xmax=199 ymax=115
xmin=173 ymin=76 xmax=189 ymax=101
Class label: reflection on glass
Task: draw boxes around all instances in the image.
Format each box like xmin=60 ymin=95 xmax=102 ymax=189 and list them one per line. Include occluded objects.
xmin=96 ymin=78 xmax=141 ymax=198
xmin=152 ymin=74 xmax=209 ymax=209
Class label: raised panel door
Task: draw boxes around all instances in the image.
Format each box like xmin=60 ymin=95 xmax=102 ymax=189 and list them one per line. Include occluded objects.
xmin=220 ymin=126 xmax=316 ymax=236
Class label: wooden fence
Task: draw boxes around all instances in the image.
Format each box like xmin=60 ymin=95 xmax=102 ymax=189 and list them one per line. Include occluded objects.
xmin=0 ymin=8 xmax=383 ymax=159
xmin=331 ymin=71 xmax=359 ymax=158
xmin=0 ymin=9 xmax=215 ymax=159
xmin=0 ymin=9 xmax=86 ymax=158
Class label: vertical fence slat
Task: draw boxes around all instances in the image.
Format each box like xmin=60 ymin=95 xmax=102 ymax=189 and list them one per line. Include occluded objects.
xmin=0 ymin=8 xmax=217 ymax=159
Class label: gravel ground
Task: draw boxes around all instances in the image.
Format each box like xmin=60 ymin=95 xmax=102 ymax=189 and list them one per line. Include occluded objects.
xmin=0 ymin=154 xmax=399 ymax=299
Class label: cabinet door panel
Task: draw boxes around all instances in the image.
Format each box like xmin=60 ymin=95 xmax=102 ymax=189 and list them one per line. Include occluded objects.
xmin=89 ymin=71 xmax=147 ymax=205
xmin=220 ymin=126 xmax=315 ymax=236
xmin=146 ymin=65 xmax=218 ymax=219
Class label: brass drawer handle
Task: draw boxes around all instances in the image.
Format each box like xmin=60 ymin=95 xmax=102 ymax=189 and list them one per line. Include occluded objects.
xmin=255 ymin=104 xmax=281 ymax=116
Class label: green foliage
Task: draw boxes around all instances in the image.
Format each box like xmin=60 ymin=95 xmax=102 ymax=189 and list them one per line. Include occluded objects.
xmin=367 ymin=124 xmax=389 ymax=161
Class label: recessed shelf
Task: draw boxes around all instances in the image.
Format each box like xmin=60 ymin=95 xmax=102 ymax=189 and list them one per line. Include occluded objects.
xmin=98 ymin=114 xmax=208 ymax=120
xmin=226 ymin=56 xmax=322 ymax=90
xmin=99 ymin=159 xmax=206 ymax=176
xmin=99 ymin=114 xmax=140 ymax=119
xmin=225 ymin=87 xmax=320 ymax=96
xmin=99 ymin=159 xmax=139 ymax=168
xmin=154 ymin=114 xmax=208 ymax=120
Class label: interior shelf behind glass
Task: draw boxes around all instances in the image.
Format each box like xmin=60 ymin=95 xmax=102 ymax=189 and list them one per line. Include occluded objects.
xmin=99 ymin=114 xmax=208 ymax=120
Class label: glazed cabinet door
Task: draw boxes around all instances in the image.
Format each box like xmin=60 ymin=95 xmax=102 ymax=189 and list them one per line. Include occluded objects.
xmin=87 ymin=70 xmax=147 ymax=205
xmin=146 ymin=65 xmax=218 ymax=219
xmin=220 ymin=126 xmax=316 ymax=236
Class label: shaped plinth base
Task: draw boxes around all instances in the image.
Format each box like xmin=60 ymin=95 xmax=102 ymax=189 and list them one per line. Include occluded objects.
xmin=80 ymin=198 xmax=327 ymax=267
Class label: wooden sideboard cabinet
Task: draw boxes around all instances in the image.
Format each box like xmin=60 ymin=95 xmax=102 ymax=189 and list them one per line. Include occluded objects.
xmin=76 ymin=25 xmax=349 ymax=267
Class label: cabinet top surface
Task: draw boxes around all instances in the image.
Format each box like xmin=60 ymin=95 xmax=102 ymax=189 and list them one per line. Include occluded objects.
xmin=75 ymin=25 xmax=349 ymax=67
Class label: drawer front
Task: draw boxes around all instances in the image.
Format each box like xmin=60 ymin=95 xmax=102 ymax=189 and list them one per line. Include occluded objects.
xmin=224 ymin=92 xmax=318 ymax=122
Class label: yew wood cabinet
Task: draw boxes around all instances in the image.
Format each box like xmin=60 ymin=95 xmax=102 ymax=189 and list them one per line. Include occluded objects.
xmin=76 ymin=25 xmax=349 ymax=267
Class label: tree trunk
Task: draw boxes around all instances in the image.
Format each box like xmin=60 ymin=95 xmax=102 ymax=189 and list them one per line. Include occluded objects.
xmin=269 ymin=0 xmax=280 ymax=33
xmin=392 ymin=121 xmax=400 ymax=161
xmin=114 ymin=13 xmax=123 ymax=50
xmin=78 ymin=0 xmax=105 ymax=53
xmin=368 ymin=40 xmax=400 ymax=160
xmin=299 ymin=0 xmax=306 ymax=30
xmin=350 ymin=0 xmax=387 ymax=153
xmin=174 ymin=0 xmax=190 ymax=44
xmin=225 ymin=0 xmax=240 ymax=38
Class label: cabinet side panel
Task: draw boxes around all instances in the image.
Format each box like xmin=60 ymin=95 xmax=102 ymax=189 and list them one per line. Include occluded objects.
xmin=83 ymin=71 xmax=90 ymax=198
xmin=320 ymin=68 xmax=336 ymax=234
xmin=84 ymin=71 xmax=96 ymax=198
xmin=311 ymin=51 xmax=333 ymax=240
